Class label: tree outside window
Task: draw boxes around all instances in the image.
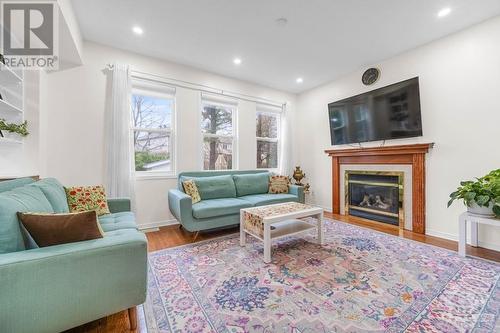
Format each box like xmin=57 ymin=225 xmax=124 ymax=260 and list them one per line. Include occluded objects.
xmin=256 ymin=112 xmax=280 ymax=169
xmin=201 ymin=103 xmax=234 ymax=170
xmin=131 ymin=92 xmax=174 ymax=173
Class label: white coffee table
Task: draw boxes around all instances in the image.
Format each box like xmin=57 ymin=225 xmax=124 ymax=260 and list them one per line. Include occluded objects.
xmin=240 ymin=202 xmax=324 ymax=263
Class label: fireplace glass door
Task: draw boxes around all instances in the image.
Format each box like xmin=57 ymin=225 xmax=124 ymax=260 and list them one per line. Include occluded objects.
xmin=346 ymin=171 xmax=404 ymax=226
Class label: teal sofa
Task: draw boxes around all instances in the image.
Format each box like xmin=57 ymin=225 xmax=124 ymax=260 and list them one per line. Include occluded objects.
xmin=0 ymin=177 xmax=147 ymax=333
xmin=168 ymin=170 xmax=305 ymax=232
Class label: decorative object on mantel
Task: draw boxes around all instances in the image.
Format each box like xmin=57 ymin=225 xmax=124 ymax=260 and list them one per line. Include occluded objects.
xmin=0 ymin=119 xmax=29 ymax=137
xmin=292 ymin=166 xmax=306 ymax=185
xmin=290 ymin=166 xmax=311 ymax=194
xmin=362 ymin=67 xmax=380 ymax=85
xmin=325 ymin=143 xmax=434 ymax=234
xmin=448 ymin=169 xmax=500 ymax=217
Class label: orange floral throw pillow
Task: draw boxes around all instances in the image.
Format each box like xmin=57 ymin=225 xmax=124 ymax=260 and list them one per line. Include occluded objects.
xmin=65 ymin=185 xmax=111 ymax=216
xmin=269 ymin=175 xmax=290 ymax=194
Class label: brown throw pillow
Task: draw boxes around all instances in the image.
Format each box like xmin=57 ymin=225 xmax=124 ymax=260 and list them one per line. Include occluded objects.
xmin=17 ymin=211 xmax=104 ymax=248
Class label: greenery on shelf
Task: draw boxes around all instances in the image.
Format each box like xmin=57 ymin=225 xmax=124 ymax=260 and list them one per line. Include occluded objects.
xmin=448 ymin=169 xmax=500 ymax=217
xmin=0 ymin=119 xmax=29 ymax=137
xmin=135 ymin=151 xmax=169 ymax=171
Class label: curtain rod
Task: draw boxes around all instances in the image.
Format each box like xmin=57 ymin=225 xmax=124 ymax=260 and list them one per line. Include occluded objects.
xmin=104 ymin=64 xmax=286 ymax=108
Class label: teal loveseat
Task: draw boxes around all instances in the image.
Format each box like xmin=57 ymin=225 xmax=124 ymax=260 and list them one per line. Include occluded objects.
xmin=168 ymin=170 xmax=305 ymax=232
xmin=0 ymin=177 xmax=147 ymax=333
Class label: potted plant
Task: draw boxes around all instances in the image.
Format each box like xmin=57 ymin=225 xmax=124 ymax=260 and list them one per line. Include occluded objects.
xmin=0 ymin=119 xmax=29 ymax=139
xmin=448 ymin=169 xmax=500 ymax=217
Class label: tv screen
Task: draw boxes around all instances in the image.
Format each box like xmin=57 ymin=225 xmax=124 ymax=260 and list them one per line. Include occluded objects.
xmin=328 ymin=77 xmax=422 ymax=145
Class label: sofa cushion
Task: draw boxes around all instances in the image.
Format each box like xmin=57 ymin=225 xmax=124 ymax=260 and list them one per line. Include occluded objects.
xmin=183 ymin=175 xmax=237 ymax=200
xmin=98 ymin=212 xmax=137 ymax=232
xmin=103 ymin=228 xmax=141 ymax=237
xmin=233 ymin=173 xmax=269 ymax=197
xmin=0 ymin=177 xmax=35 ymax=193
xmin=0 ymin=186 xmax=54 ymax=253
xmin=192 ymin=198 xmax=252 ymax=219
xmin=239 ymin=193 xmax=298 ymax=207
xmin=30 ymin=178 xmax=70 ymax=213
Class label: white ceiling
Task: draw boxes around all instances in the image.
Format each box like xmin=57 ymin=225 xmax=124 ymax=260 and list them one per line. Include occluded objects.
xmin=71 ymin=0 xmax=500 ymax=93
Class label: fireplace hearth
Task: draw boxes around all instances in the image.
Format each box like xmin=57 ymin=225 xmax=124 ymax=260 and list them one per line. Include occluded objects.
xmin=345 ymin=171 xmax=404 ymax=227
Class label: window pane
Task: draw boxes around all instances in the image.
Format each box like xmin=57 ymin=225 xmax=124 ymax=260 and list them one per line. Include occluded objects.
xmin=203 ymin=137 xmax=233 ymax=170
xmin=134 ymin=130 xmax=171 ymax=171
xmin=201 ymin=104 xmax=233 ymax=136
xmin=132 ymin=94 xmax=173 ymax=129
xmin=256 ymin=113 xmax=278 ymax=138
xmin=257 ymin=140 xmax=278 ymax=169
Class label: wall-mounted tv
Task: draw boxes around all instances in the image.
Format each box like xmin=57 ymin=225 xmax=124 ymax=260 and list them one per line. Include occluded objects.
xmin=328 ymin=77 xmax=422 ymax=145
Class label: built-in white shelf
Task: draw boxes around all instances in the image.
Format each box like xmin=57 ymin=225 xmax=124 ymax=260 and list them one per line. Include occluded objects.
xmin=0 ymin=63 xmax=23 ymax=86
xmin=0 ymin=61 xmax=24 ymax=146
xmin=0 ymin=98 xmax=23 ymax=117
xmin=0 ymin=136 xmax=22 ymax=145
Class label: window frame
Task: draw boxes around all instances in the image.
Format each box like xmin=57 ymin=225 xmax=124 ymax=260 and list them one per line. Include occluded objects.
xmin=200 ymin=98 xmax=238 ymax=171
xmin=131 ymin=85 xmax=176 ymax=179
xmin=256 ymin=109 xmax=281 ymax=171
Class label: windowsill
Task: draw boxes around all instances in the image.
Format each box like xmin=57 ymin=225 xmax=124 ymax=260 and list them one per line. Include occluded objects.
xmin=135 ymin=173 xmax=177 ymax=181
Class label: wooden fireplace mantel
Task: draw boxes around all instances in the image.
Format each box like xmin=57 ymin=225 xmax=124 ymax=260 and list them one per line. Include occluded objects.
xmin=325 ymin=143 xmax=434 ymax=234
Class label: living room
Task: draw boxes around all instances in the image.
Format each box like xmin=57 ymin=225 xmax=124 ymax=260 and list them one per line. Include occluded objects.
xmin=1 ymin=1 xmax=499 ymax=332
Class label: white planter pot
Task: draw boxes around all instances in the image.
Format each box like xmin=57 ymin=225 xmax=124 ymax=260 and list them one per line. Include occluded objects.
xmin=467 ymin=202 xmax=494 ymax=217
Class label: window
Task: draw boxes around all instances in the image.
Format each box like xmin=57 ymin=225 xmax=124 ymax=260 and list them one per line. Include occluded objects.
xmin=131 ymin=82 xmax=175 ymax=176
xmin=201 ymin=96 xmax=236 ymax=170
xmin=256 ymin=107 xmax=280 ymax=169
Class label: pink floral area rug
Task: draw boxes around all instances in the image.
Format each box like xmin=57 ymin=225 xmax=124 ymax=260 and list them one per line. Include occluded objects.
xmin=144 ymin=218 xmax=500 ymax=333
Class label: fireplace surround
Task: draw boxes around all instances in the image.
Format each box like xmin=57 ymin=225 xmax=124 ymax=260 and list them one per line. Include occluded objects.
xmin=325 ymin=143 xmax=433 ymax=234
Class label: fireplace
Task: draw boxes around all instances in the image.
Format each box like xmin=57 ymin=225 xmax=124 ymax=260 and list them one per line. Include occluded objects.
xmin=345 ymin=171 xmax=404 ymax=227
xmin=325 ymin=143 xmax=433 ymax=233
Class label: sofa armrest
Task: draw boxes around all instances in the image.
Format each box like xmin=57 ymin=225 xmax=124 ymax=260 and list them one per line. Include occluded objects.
xmin=107 ymin=197 xmax=131 ymax=213
xmin=0 ymin=231 xmax=147 ymax=333
xmin=289 ymin=184 xmax=305 ymax=203
xmin=168 ymin=189 xmax=195 ymax=229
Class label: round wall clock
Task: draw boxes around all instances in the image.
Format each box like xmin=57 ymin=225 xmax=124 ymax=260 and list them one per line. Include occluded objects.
xmin=362 ymin=68 xmax=380 ymax=85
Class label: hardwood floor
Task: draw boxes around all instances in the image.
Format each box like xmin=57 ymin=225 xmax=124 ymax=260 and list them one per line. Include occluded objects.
xmin=68 ymin=212 xmax=500 ymax=332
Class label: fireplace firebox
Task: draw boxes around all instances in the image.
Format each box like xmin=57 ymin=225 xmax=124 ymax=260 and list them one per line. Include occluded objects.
xmin=345 ymin=171 xmax=404 ymax=227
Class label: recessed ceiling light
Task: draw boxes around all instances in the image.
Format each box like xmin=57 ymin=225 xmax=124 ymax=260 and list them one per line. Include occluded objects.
xmin=233 ymin=58 xmax=242 ymax=65
xmin=296 ymin=77 xmax=303 ymax=84
xmin=437 ymin=7 xmax=451 ymax=18
xmin=132 ymin=26 xmax=144 ymax=35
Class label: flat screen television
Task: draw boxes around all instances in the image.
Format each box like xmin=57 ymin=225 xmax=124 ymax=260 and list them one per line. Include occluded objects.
xmin=328 ymin=77 xmax=422 ymax=145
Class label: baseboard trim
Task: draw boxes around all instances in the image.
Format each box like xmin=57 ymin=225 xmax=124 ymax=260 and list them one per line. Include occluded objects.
xmin=426 ymin=229 xmax=500 ymax=252
xmin=425 ymin=229 xmax=458 ymax=241
xmin=138 ymin=219 xmax=179 ymax=232
xmin=313 ymin=204 xmax=332 ymax=213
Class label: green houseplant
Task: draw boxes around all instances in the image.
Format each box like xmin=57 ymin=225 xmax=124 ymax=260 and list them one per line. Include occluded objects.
xmin=448 ymin=169 xmax=500 ymax=217
xmin=0 ymin=119 xmax=29 ymax=137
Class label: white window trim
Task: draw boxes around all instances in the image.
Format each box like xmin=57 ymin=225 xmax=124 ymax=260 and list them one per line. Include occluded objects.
xmin=200 ymin=97 xmax=238 ymax=170
xmin=131 ymin=84 xmax=177 ymax=179
xmin=256 ymin=110 xmax=281 ymax=171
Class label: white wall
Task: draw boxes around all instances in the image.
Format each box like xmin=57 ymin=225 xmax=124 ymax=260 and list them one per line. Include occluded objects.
xmin=41 ymin=41 xmax=296 ymax=229
xmin=295 ymin=16 xmax=500 ymax=250
xmin=0 ymin=71 xmax=41 ymax=178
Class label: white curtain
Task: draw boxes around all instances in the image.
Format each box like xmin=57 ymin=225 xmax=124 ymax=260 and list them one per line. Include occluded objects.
xmin=279 ymin=103 xmax=292 ymax=176
xmin=104 ymin=64 xmax=136 ymax=207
